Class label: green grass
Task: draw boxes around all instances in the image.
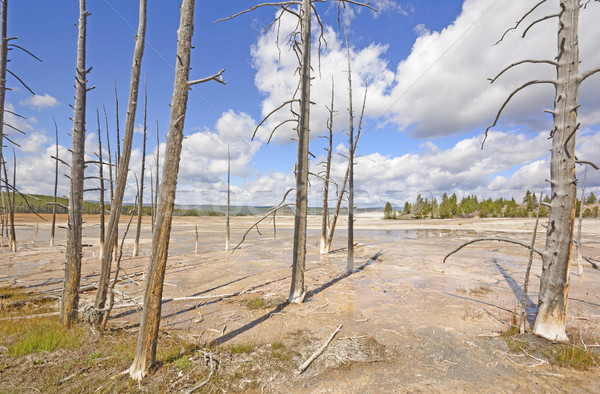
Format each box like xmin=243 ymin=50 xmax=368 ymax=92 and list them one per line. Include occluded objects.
xmin=544 ymin=344 xmax=599 ymax=370
xmin=246 ymin=297 xmax=266 ymax=309
xmin=6 ymin=318 xmax=85 ymax=357
xmin=230 ymin=343 xmax=254 ymax=354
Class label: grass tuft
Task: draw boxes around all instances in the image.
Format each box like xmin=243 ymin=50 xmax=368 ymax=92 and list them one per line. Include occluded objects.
xmin=544 ymin=344 xmax=599 ymax=370
xmin=230 ymin=343 xmax=254 ymax=354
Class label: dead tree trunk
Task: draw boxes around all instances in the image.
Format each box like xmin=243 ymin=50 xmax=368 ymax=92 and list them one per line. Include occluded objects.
xmin=153 ymin=120 xmax=159 ymax=233
xmin=533 ymin=0 xmax=580 ymax=342
xmin=345 ymin=29 xmax=355 ymax=274
xmin=61 ymin=0 xmax=89 ymax=328
xmin=133 ymin=85 xmax=148 ymax=257
xmin=319 ymin=79 xmax=334 ymax=255
xmin=129 ymin=0 xmax=225 ymax=379
xmin=0 ymin=0 xmax=8 ymax=182
xmin=1 ymin=158 xmax=15 ymax=251
xmin=486 ymin=0 xmax=600 ymax=342
xmin=50 ymin=119 xmax=59 ymax=247
xmin=95 ymin=0 xmax=146 ymax=310
xmin=225 ymin=146 xmax=230 ymax=251
xmin=96 ymin=108 xmax=105 ymax=256
xmin=288 ymin=0 xmax=312 ymax=304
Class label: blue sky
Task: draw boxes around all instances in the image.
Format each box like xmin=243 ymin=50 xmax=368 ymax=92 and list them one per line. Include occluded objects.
xmin=4 ymin=0 xmax=600 ymax=208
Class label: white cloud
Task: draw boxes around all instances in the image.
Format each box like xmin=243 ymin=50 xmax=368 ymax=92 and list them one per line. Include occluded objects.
xmin=20 ymin=93 xmax=59 ymax=110
xmin=251 ymin=1 xmax=600 ymax=141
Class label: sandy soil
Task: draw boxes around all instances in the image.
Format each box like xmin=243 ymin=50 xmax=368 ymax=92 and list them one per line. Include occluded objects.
xmin=1 ymin=213 xmax=600 ymax=392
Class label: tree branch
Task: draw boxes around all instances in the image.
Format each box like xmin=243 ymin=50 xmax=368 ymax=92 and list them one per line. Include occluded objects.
xmin=187 ymin=68 xmax=227 ymax=86
xmin=579 ymin=66 xmax=600 ymax=84
xmin=522 ymin=14 xmax=560 ymax=38
xmin=482 ymin=80 xmax=557 ymax=148
xmin=232 ymin=188 xmax=295 ymax=252
xmin=494 ymin=0 xmax=548 ymax=45
xmin=6 ymin=69 xmax=35 ymax=95
xmin=214 ymin=1 xmax=302 ymax=23
xmin=8 ymin=43 xmax=43 ymax=62
xmin=488 ymin=59 xmax=557 ymax=84
xmin=268 ymin=118 xmax=297 ymax=144
xmin=332 ymin=0 xmax=377 ymax=12
xmin=444 ymin=237 xmax=543 ymax=264
xmin=252 ymin=99 xmax=300 ymax=140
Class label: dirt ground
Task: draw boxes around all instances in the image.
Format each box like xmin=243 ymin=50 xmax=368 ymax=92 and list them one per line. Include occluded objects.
xmin=1 ymin=213 xmax=600 ymax=392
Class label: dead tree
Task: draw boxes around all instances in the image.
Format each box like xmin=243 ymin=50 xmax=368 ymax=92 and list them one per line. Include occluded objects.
xmin=50 ymin=119 xmax=59 ymax=247
xmin=95 ymin=0 xmax=147 ymax=311
xmin=0 ymin=0 xmax=8 ymax=183
xmin=1 ymin=157 xmax=15 ymax=251
xmin=152 ymin=120 xmax=159 ymax=232
xmin=133 ymin=85 xmax=148 ymax=257
xmin=218 ymin=0 xmax=375 ymax=304
xmin=323 ymin=81 xmax=367 ymax=255
xmin=225 ymin=146 xmax=230 ymax=251
xmin=319 ymin=79 xmax=334 ymax=255
xmin=61 ymin=0 xmax=89 ymax=328
xmin=345 ymin=28 xmax=355 ymax=274
xmin=96 ymin=109 xmax=105 ymax=256
xmin=129 ymin=0 xmax=226 ymax=380
xmin=485 ymin=0 xmax=600 ymax=342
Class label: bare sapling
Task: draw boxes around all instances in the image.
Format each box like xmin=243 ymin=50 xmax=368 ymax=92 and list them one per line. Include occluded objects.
xmin=521 ymin=192 xmax=544 ymax=334
xmin=133 ymin=84 xmax=148 ymax=257
xmin=575 ymin=165 xmax=587 ymax=280
xmin=484 ymin=0 xmax=600 ymax=342
xmin=320 ymin=78 xmax=334 ymax=255
xmin=95 ymin=0 xmax=147 ymax=311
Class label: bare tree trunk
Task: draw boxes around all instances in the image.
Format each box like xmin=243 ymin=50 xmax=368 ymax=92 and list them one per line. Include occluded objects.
xmin=95 ymin=0 xmax=146 ymax=310
xmin=533 ymin=0 xmax=579 ymax=342
xmin=575 ymin=165 xmax=586 ymax=280
xmin=0 ymin=0 xmax=13 ymax=253
xmin=130 ymin=0 xmax=196 ymax=379
xmin=345 ymin=30 xmax=355 ymax=275
xmin=0 ymin=0 xmax=8 ymax=183
xmin=1 ymin=158 xmax=15 ymax=252
xmin=225 ymin=146 xmax=230 ymax=251
xmin=133 ymin=85 xmax=148 ymax=257
xmin=50 ymin=119 xmax=59 ymax=247
xmin=288 ymin=0 xmax=311 ymax=304
xmin=320 ymin=79 xmax=334 ymax=255
xmin=153 ymin=120 xmax=159 ymax=233
xmin=96 ymin=109 xmax=105 ymax=257
xmin=103 ymin=104 xmax=114 ymax=206
xmin=61 ymin=0 xmax=88 ymax=328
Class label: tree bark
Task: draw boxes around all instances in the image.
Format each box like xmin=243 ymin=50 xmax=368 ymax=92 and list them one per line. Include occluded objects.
xmin=129 ymin=0 xmax=195 ymax=380
xmin=61 ymin=0 xmax=88 ymax=328
xmin=133 ymin=85 xmax=148 ymax=257
xmin=319 ymin=79 xmax=334 ymax=255
xmin=95 ymin=0 xmax=146 ymax=310
xmin=288 ymin=0 xmax=311 ymax=304
xmin=533 ymin=0 xmax=579 ymax=343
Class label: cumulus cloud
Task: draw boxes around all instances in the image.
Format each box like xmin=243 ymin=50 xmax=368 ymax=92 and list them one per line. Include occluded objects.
xmin=20 ymin=93 xmax=59 ymax=110
xmin=251 ymin=0 xmax=600 ymax=141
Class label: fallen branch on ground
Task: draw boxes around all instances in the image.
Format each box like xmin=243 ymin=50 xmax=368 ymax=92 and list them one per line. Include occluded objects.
xmin=298 ymin=324 xmax=342 ymax=374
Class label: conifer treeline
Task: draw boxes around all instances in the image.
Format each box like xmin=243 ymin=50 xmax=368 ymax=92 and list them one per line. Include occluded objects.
xmin=384 ymin=190 xmax=599 ymax=219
